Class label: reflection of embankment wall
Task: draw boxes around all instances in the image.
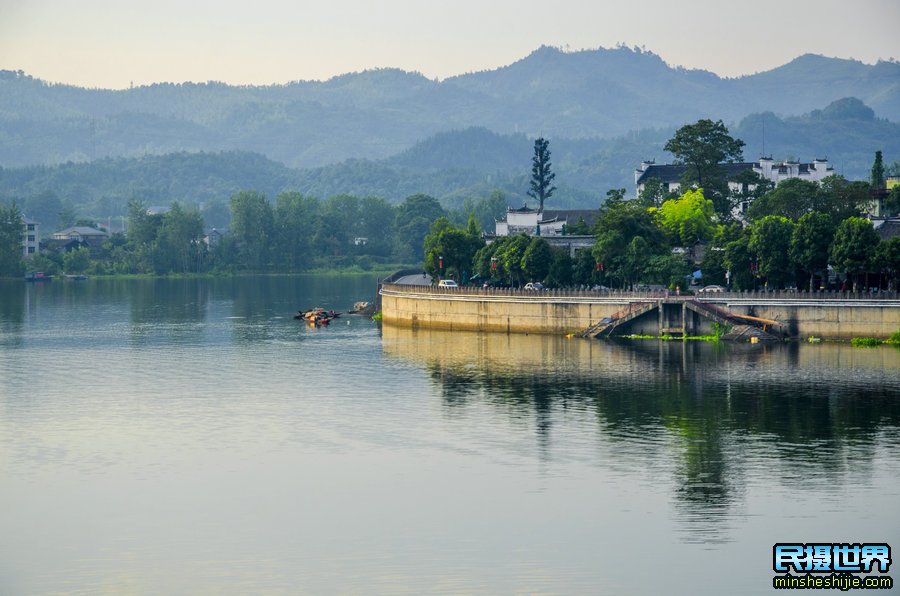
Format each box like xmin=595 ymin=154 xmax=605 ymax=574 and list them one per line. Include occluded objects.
xmin=380 ymin=284 xmax=900 ymax=339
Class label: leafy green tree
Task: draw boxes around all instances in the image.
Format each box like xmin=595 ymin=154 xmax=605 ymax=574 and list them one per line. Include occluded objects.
xmin=871 ymin=150 xmax=885 ymax=189
xmin=873 ymin=238 xmax=900 ymax=291
xmin=521 ymin=237 xmax=554 ymax=282
xmin=655 ymin=188 xmax=717 ymax=246
xmin=637 ymin=177 xmax=670 ymax=208
xmin=815 ymin=176 xmax=867 ymax=224
xmin=230 ymin=190 xmax=274 ymax=270
xmin=830 ymin=217 xmax=880 ymax=291
xmin=527 ymin=137 xmax=556 ymax=212
xmin=884 ymin=186 xmax=900 ymax=218
xmin=63 ymin=246 xmax=92 ymax=274
xmin=749 ymin=216 xmax=795 ymax=289
xmin=664 ymin=119 xmax=745 ymax=216
xmin=393 ymin=194 xmax=445 ymax=262
xmin=645 ymin=253 xmax=690 ymax=288
xmin=572 ymin=249 xmax=599 ymax=286
xmin=747 ymin=178 xmax=820 ymax=222
xmin=495 ymin=234 xmax=531 ymax=286
xmin=591 ymin=197 xmax=666 ymax=288
xmin=790 ymin=212 xmax=835 ymax=291
xmin=23 ymin=252 xmax=59 ymax=276
xmin=158 ymin=202 xmax=205 ymax=273
xmin=623 ymin=236 xmax=650 ymax=289
xmin=274 ymin=192 xmax=320 ymax=270
xmin=0 ymin=203 xmax=25 ymax=277
xmin=545 ymin=248 xmax=574 ymax=287
xmin=723 ymin=234 xmax=755 ymax=290
xmin=700 ymin=223 xmax=742 ymax=286
xmin=423 ymin=217 xmax=484 ymax=281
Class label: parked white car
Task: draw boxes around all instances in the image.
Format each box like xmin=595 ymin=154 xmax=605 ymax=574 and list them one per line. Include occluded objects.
xmin=437 ymin=279 xmax=458 ymax=288
xmin=699 ymin=285 xmax=726 ymax=293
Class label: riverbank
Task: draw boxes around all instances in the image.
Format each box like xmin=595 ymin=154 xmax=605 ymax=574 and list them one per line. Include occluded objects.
xmin=379 ymin=284 xmax=900 ymax=340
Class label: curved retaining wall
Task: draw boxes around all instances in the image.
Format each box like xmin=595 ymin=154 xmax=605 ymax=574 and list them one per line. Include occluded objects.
xmin=380 ymin=284 xmax=900 ymax=339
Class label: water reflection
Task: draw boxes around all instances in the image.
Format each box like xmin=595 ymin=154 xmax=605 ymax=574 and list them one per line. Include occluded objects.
xmin=382 ymin=325 xmax=900 ymax=541
xmin=0 ymin=281 xmax=26 ymax=349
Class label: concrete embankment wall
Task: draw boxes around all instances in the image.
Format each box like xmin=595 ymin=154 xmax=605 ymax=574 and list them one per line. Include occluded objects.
xmin=380 ymin=284 xmax=900 ymax=339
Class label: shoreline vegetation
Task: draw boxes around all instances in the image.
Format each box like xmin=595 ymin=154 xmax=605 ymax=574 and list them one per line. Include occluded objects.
xmin=3 ymin=265 xmax=416 ymax=281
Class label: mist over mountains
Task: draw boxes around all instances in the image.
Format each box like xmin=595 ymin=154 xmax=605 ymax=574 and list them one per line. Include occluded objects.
xmin=1 ymin=46 xmax=898 ymax=223
xmin=2 ymin=45 xmax=898 ymax=170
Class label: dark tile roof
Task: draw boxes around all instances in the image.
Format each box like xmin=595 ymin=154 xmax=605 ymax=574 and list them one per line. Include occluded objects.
xmin=636 ymin=163 xmax=756 ymax=185
xmin=875 ymin=219 xmax=900 ymax=240
xmin=542 ymin=209 xmax=601 ymax=227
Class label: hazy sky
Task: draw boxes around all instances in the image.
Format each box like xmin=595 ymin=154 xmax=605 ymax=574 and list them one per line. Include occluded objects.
xmin=2 ymin=0 xmax=899 ymax=89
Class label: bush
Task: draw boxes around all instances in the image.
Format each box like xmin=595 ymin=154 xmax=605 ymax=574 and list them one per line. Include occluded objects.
xmin=851 ymin=337 xmax=883 ymax=347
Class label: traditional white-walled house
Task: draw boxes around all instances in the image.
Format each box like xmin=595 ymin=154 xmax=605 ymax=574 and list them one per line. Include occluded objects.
xmin=494 ymin=205 xmax=600 ymax=237
xmin=635 ymin=157 xmax=834 ymax=198
xmin=22 ymin=217 xmax=39 ymax=256
xmin=490 ymin=205 xmax=599 ymax=256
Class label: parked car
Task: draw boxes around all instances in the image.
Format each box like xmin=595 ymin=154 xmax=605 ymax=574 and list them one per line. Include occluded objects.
xmin=524 ymin=282 xmax=546 ymax=291
xmin=437 ymin=279 xmax=458 ymax=288
xmin=698 ymin=285 xmax=726 ymax=293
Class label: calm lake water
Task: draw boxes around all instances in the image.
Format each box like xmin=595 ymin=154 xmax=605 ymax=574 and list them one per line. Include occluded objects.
xmin=1 ymin=276 xmax=899 ymax=595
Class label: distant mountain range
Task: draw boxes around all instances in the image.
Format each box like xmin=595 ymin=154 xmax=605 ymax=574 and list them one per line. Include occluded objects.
xmin=2 ymin=45 xmax=899 ymax=169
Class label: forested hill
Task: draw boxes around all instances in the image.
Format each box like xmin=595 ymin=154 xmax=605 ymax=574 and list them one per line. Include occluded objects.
xmin=1 ymin=46 xmax=898 ymax=169
xmin=1 ymin=97 xmax=898 ymax=227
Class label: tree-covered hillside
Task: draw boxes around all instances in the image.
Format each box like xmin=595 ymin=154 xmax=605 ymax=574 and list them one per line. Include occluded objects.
xmin=1 ymin=47 xmax=898 ymax=169
xmin=1 ymin=99 xmax=897 ymax=229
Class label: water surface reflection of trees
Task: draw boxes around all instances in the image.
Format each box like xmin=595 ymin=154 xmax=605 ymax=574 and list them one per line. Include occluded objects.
xmin=382 ymin=326 xmax=900 ymax=540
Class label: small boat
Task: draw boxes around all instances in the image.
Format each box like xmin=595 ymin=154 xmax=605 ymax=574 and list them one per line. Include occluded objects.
xmin=24 ymin=271 xmax=53 ymax=282
xmin=294 ymin=308 xmax=341 ymax=326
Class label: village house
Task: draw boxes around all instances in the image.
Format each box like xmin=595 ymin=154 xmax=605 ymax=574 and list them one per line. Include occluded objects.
xmin=634 ymin=156 xmax=834 ymax=214
xmin=22 ymin=217 xmax=39 ymax=256
xmin=490 ymin=205 xmax=599 ymax=256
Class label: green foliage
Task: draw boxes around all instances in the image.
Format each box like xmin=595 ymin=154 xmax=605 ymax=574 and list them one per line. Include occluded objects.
xmin=701 ymin=223 xmax=741 ymax=286
xmin=591 ymin=198 xmax=667 ymax=288
xmin=749 ymin=216 xmax=795 ymax=289
xmin=527 ymin=138 xmax=556 ymax=212
xmin=545 ymin=248 xmax=574 ymax=287
xmin=790 ymin=212 xmax=835 ymax=291
xmin=655 ymin=188 xmax=717 ymax=246
xmin=636 ymin=177 xmax=670 ymax=208
xmin=830 ymin=217 xmax=880 ymax=285
xmin=0 ymin=202 xmax=24 ymax=277
xmin=747 ymin=178 xmax=821 ymax=221
xmin=393 ymin=194 xmax=446 ymax=262
xmin=871 ymin=150 xmax=885 ymax=189
xmin=664 ymin=119 xmax=745 ymax=190
xmin=422 ymin=217 xmax=484 ymax=281
xmin=22 ymin=252 xmax=59 ymax=275
xmin=63 ymin=246 xmax=91 ymax=274
xmin=723 ymin=234 xmax=755 ymax=290
xmin=230 ymin=191 xmax=274 ymax=270
xmin=851 ymin=337 xmax=883 ymax=347
xmin=521 ymin=237 xmax=554 ymax=282
xmin=873 ymin=237 xmax=900 ymax=290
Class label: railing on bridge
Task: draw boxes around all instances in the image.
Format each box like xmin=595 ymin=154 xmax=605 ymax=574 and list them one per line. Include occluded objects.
xmin=381 ymin=283 xmax=900 ymax=301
